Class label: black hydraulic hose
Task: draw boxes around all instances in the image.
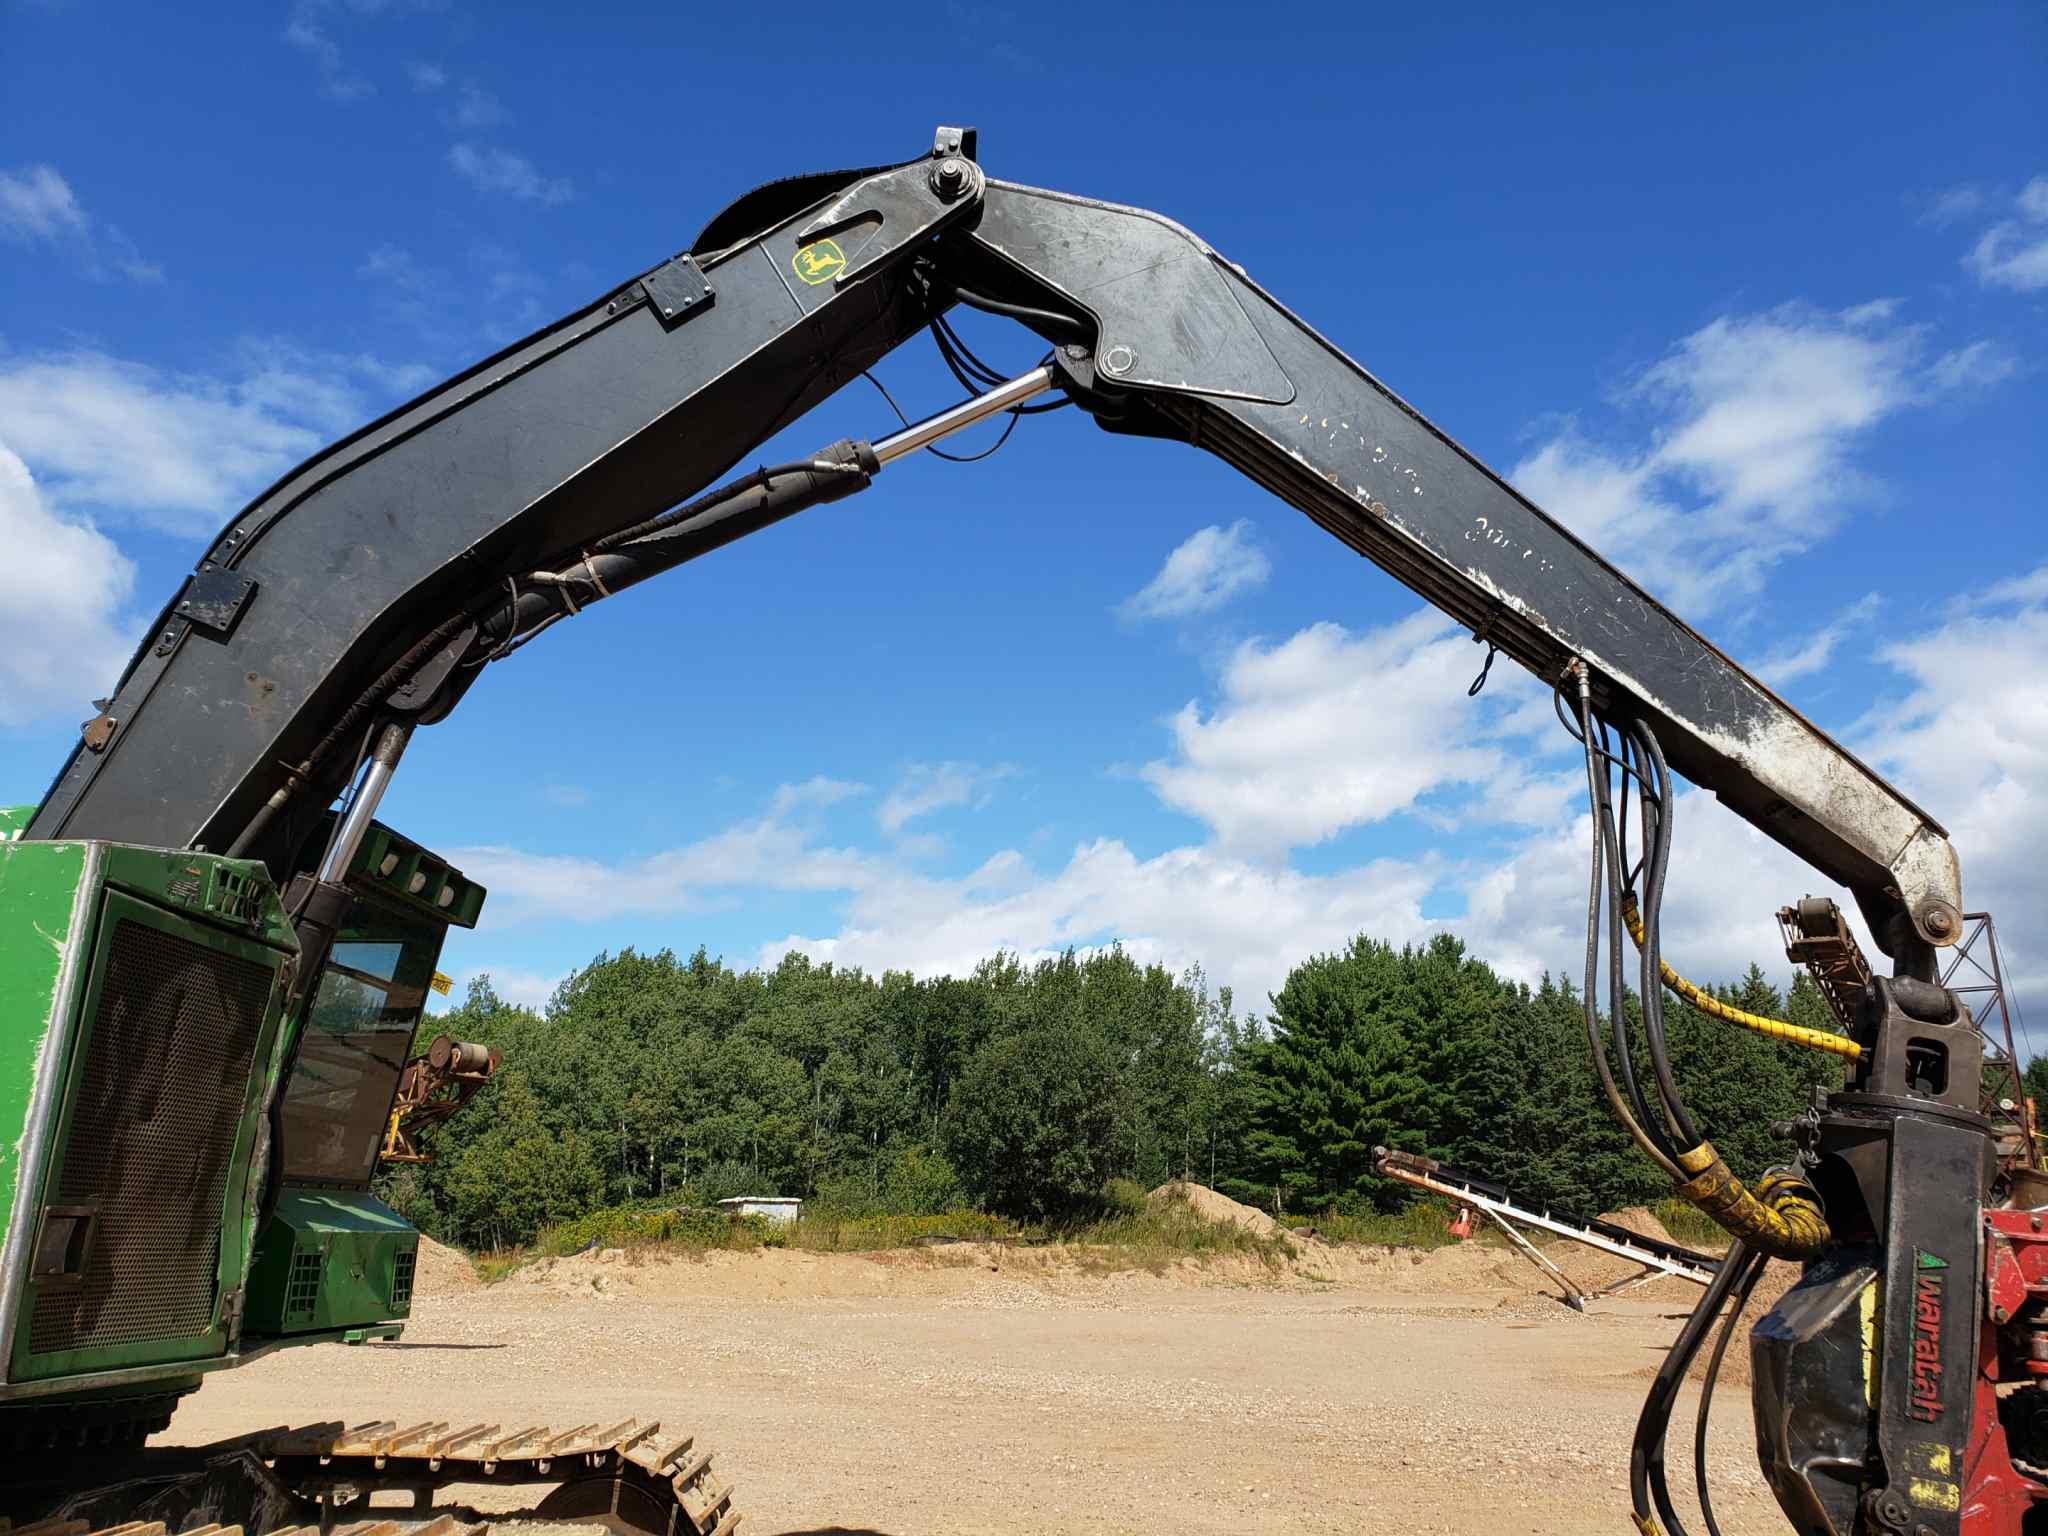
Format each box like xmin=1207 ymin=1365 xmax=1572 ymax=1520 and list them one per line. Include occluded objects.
xmin=1579 ymin=700 xmax=1683 ymax=1181
xmin=589 ymin=449 xmax=864 ymax=554
xmin=927 ymin=315 xmax=1069 ymax=415
xmin=1571 ymin=676 xmax=1683 ymax=1179
xmin=1586 ymin=709 xmax=1673 ymax=1158
xmin=1632 ymin=1242 xmax=1757 ymax=1536
xmin=476 ymin=443 xmax=878 ymax=654
xmin=1629 ymin=718 xmax=1698 ymax=1151
xmin=1695 ymin=1250 xmax=1767 ymax=1536
xmin=949 ymin=283 xmax=1092 ymax=344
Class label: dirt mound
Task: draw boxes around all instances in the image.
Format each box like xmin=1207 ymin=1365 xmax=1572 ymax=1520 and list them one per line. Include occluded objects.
xmin=1547 ymin=1208 xmax=1698 ymax=1301
xmin=413 ymin=1235 xmax=480 ymax=1294
xmin=1597 ymin=1206 xmax=1677 ymax=1246
xmin=1692 ymin=1259 xmax=1801 ymax=1389
xmin=1148 ymin=1180 xmax=1281 ymax=1237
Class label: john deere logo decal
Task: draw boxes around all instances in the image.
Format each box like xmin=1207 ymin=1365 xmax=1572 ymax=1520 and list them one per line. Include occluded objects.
xmin=792 ymin=239 xmax=846 ymax=286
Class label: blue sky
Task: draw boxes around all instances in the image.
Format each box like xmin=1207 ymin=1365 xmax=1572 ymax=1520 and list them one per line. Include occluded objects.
xmin=1 ymin=1 xmax=2043 ymax=1024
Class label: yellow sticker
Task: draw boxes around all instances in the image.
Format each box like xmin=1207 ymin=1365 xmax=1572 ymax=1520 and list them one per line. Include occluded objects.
xmin=1909 ymin=1442 xmax=1954 ymax=1477
xmin=1908 ymin=1477 xmax=1960 ymax=1512
xmin=430 ymin=970 xmax=453 ymax=996
xmin=792 ymin=238 xmax=847 ymax=286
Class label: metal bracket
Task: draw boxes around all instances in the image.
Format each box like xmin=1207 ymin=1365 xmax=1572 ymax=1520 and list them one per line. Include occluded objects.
xmin=79 ymin=712 xmax=118 ymax=754
xmin=175 ymin=565 xmax=259 ymax=638
xmin=387 ymin=623 xmax=479 ymax=715
xmin=933 ymin=124 xmax=978 ymax=161
xmin=642 ymin=254 xmax=714 ymax=329
xmin=796 ymin=156 xmax=983 ymax=291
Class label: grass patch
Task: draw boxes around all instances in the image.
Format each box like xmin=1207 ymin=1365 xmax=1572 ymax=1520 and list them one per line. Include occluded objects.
xmin=1048 ymin=1189 xmax=1296 ymax=1274
xmin=466 ymin=1185 xmax=1584 ymax=1282
xmin=1307 ymin=1201 xmax=1463 ymax=1250
xmin=787 ymin=1208 xmax=1010 ymax=1252
xmin=471 ymin=1248 xmax=531 ymax=1283
xmin=1651 ymin=1198 xmax=1731 ymax=1252
xmin=535 ymin=1202 xmax=786 ymax=1258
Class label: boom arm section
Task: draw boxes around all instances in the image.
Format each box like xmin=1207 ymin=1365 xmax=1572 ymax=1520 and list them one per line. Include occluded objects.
xmin=26 ymin=130 xmax=1959 ymax=960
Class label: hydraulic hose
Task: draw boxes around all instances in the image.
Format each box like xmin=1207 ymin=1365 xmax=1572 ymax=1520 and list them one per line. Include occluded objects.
xmin=1578 ymin=691 xmax=1677 ymax=1160
xmin=1624 ymin=721 xmax=1700 ymax=1152
xmin=1620 ymin=896 xmax=1862 ymax=1061
xmin=1695 ymin=1250 xmax=1767 ymax=1536
xmin=1631 ymin=1242 xmax=1763 ymax=1536
xmin=1672 ymin=1148 xmax=1828 ymax=1261
xmin=1572 ymin=672 xmax=1684 ymax=1179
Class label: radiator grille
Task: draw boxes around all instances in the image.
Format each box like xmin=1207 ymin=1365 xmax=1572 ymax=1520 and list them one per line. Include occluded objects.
xmin=29 ymin=918 xmax=275 ymax=1356
xmin=390 ymin=1247 xmax=417 ymax=1312
xmin=285 ymin=1250 xmax=323 ymax=1322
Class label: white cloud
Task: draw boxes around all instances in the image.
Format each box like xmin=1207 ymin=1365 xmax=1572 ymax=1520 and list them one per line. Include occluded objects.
xmin=283 ymin=2 xmax=374 ymax=101
xmin=448 ymin=144 xmax=573 ymax=205
xmin=1964 ymin=176 xmax=2048 ymax=293
xmin=0 ymin=164 xmax=160 ymax=283
xmin=0 ymin=165 xmax=85 ymax=241
xmin=877 ymin=762 xmax=1013 ymax=835
xmin=359 ymin=243 xmax=425 ymax=288
xmin=0 ymin=444 xmax=137 ymax=726
xmin=406 ymin=60 xmax=447 ymax=92
xmin=1513 ymin=303 xmax=1924 ymax=612
xmin=443 ymin=559 xmax=2048 ymax=1015
xmin=451 ymin=817 xmax=879 ymax=930
xmin=1118 ymin=520 xmax=1270 ymax=621
xmin=764 ymin=841 xmax=1442 ymax=1007
xmin=0 ymin=344 xmax=421 ymax=534
xmin=1921 ymin=185 xmax=1985 ymax=228
xmin=1866 ymin=573 xmax=2048 ymax=997
xmin=1929 ymin=340 xmax=2021 ymax=393
xmin=1755 ymin=594 xmax=1879 ymax=687
xmin=770 ymin=776 xmax=866 ymax=815
xmin=1972 ymin=567 xmax=2048 ymax=611
xmin=450 ymin=84 xmax=507 ymax=130
xmin=1142 ymin=610 xmax=1572 ymax=858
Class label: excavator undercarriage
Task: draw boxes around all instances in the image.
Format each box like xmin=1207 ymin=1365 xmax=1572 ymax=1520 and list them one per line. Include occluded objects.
xmin=16 ymin=1419 xmax=733 ymax=1536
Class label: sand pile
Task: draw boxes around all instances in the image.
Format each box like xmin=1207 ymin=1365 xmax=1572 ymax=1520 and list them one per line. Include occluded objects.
xmin=1147 ymin=1180 xmax=1282 ymax=1237
xmin=1598 ymin=1207 xmax=1678 ymax=1246
xmin=1680 ymin=1260 xmax=1801 ymax=1389
xmin=413 ymin=1235 xmax=480 ymax=1294
xmin=1546 ymin=1207 xmax=1704 ymax=1302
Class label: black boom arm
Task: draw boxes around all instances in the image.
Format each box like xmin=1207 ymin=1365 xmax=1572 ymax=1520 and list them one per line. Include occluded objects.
xmin=26 ymin=128 xmax=1960 ymax=960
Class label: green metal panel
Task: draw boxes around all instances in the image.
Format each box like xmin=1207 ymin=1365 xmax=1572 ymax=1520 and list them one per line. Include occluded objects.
xmin=0 ymin=824 xmax=466 ymax=1415
xmin=244 ymin=1188 xmax=418 ymax=1336
xmin=0 ymin=839 xmax=94 ymax=1295
xmin=10 ymin=887 xmax=292 ymax=1383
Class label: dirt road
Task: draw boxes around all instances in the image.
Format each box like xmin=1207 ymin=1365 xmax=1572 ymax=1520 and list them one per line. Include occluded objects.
xmin=171 ymin=1242 xmax=1791 ymax=1536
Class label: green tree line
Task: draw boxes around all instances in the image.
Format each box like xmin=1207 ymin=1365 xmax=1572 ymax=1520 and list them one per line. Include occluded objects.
xmin=378 ymin=936 xmax=1846 ymax=1250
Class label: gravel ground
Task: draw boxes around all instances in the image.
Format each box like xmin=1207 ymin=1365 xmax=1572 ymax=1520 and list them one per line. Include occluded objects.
xmin=169 ymin=1251 xmax=1793 ymax=1535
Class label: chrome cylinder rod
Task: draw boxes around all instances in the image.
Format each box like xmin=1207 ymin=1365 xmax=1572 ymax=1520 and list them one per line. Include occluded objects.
xmin=871 ymin=365 xmax=1055 ymax=466
xmin=319 ymin=721 xmax=412 ymax=882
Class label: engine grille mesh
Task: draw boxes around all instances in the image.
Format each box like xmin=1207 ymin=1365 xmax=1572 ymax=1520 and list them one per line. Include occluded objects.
xmin=29 ymin=918 xmax=274 ymax=1356
xmin=390 ymin=1246 xmax=417 ymax=1312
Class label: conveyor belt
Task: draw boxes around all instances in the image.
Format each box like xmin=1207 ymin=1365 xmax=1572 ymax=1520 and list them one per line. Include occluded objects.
xmin=1373 ymin=1147 xmax=1719 ymax=1307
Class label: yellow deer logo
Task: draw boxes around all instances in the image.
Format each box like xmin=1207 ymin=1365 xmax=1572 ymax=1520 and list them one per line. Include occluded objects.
xmin=792 ymin=239 xmax=847 ymax=286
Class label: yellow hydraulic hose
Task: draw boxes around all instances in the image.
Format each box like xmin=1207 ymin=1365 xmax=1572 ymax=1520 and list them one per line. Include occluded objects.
xmin=1620 ymin=896 xmax=1861 ymax=1062
xmin=1673 ymin=1143 xmax=1830 ymax=1261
